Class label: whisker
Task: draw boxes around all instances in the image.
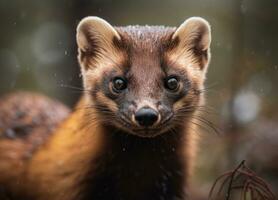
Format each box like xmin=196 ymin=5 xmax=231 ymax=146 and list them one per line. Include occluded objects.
xmin=199 ymin=82 xmax=219 ymax=94
xmin=60 ymin=84 xmax=93 ymax=93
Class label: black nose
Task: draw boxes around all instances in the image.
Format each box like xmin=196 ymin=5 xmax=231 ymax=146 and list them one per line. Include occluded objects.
xmin=135 ymin=107 xmax=158 ymax=127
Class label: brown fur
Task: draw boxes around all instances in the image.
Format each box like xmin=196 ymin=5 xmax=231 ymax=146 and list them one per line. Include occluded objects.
xmin=0 ymin=92 xmax=70 ymax=199
xmin=0 ymin=17 xmax=211 ymax=200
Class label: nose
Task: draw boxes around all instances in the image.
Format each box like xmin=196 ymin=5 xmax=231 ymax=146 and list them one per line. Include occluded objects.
xmin=135 ymin=107 xmax=159 ymax=127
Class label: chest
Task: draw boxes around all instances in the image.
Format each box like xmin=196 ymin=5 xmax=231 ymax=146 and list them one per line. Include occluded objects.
xmin=79 ymin=141 xmax=186 ymax=200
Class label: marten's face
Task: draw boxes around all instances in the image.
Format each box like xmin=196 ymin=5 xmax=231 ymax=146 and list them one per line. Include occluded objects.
xmin=77 ymin=17 xmax=211 ymax=137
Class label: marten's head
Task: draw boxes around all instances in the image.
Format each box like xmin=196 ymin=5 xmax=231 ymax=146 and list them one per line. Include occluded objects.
xmin=76 ymin=16 xmax=211 ymax=137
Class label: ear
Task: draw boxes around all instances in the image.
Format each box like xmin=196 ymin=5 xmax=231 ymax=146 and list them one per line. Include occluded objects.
xmin=170 ymin=17 xmax=211 ymax=70
xmin=76 ymin=16 xmax=122 ymax=69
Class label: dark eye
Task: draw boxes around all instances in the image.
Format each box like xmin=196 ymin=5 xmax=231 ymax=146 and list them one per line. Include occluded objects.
xmin=165 ymin=77 xmax=179 ymax=91
xmin=112 ymin=77 xmax=127 ymax=92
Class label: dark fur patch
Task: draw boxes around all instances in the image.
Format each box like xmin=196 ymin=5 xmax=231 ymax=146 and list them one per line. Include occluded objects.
xmin=77 ymin=125 xmax=187 ymax=200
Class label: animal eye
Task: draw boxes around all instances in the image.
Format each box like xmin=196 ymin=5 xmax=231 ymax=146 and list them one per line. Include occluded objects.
xmin=112 ymin=77 xmax=127 ymax=92
xmin=165 ymin=76 xmax=179 ymax=91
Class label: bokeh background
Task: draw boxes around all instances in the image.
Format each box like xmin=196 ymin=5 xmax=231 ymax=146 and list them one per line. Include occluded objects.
xmin=0 ymin=0 xmax=278 ymax=198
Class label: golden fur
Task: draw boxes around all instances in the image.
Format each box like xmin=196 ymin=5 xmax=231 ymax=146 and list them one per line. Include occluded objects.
xmin=0 ymin=16 xmax=211 ymax=200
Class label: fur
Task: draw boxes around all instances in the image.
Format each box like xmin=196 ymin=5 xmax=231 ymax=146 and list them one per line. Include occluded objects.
xmin=0 ymin=16 xmax=211 ymax=200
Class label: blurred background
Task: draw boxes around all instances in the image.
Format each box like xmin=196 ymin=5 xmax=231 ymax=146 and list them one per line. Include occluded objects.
xmin=0 ymin=0 xmax=277 ymax=198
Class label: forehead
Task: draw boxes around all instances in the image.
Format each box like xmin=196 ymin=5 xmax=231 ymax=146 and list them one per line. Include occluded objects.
xmin=115 ymin=26 xmax=176 ymax=76
xmin=116 ymin=25 xmax=175 ymax=50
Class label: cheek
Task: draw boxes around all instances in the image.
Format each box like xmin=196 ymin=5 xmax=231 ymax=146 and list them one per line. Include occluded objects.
xmin=94 ymin=92 xmax=118 ymax=113
xmin=173 ymin=99 xmax=185 ymax=111
xmin=173 ymin=89 xmax=201 ymax=111
xmin=82 ymin=68 xmax=105 ymax=91
xmin=83 ymin=65 xmax=119 ymax=89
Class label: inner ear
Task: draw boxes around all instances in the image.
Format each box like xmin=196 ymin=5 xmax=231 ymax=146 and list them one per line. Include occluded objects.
xmin=168 ymin=17 xmax=211 ymax=70
xmin=76 ymin=16 xmax=122 ymax=69
xmin=172 ymin=17 xmax=211 ymax=53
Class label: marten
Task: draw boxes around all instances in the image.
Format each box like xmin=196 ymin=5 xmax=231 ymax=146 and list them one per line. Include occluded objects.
xmin=0 ymin=16 xmax=211 ymax=200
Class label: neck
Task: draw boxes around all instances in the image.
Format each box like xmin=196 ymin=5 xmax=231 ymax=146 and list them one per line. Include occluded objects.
xmin=29 ymin=102 xmax=194 ymax=200
xmin=77 ymin=124 xmax=190 ymax=200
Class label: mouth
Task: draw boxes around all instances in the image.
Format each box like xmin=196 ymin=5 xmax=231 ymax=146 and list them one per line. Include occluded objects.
xmin=130 ymin=128 xmax=163 ymax=138
xmin=115 ymin=113 xmax=174 ymax=138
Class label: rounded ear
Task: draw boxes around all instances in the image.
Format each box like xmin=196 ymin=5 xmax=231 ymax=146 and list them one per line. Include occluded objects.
xmin=76 ymin=16 xmax=121 ymax=52
xmin=167 ymin=17 xmax=211 ymax=71
xmin=172 ymin=17 xmax=211 ymax=52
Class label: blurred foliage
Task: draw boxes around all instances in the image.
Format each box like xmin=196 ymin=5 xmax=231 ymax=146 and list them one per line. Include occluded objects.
xmin=0 ymin=0 xmax=278 ymax=198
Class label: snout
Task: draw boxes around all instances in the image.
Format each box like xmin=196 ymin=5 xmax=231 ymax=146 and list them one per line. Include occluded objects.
xmin=134 ymin=107 xmax=159 ymax=127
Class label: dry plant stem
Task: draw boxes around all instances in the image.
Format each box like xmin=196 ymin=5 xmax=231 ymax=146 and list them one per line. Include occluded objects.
xmin=237 ymin=170 xmax=276 ymax=199
xmin=242 ymin=180 xmax=251 ymax=200
xmin=242 ymin=166 xmax=276 ymax=196
xmin=209 ymin=160 xmax=277 ymax=200
xmin=225 ymin=160 xmax=246 ymax=200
